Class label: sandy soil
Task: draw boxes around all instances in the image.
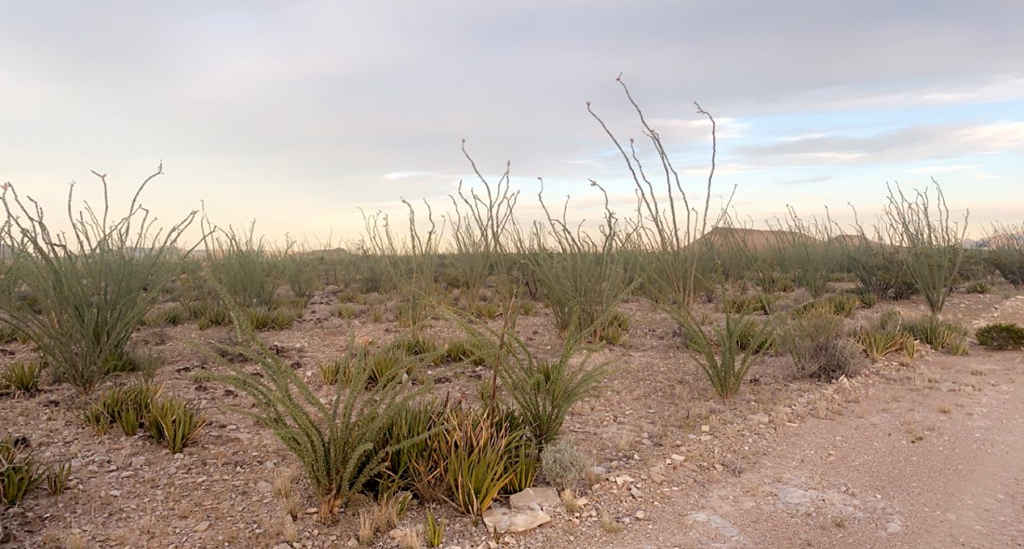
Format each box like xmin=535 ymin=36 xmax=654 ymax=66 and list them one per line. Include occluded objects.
xmin=2 ymin=288 xmax=1023 ymax=549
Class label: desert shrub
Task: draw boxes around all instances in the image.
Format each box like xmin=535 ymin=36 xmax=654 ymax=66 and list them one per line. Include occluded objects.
xmin=529 ymin=248 xmax=633 ymax=344
xmin=203 ymin=303 xmax=437 ymax=521
xmin=731 ymin=316 xmax=775 ymax=353
xmin=989 ymin=249 xmax=1024 ymax=287
xmin=202 ymin=220 xmax=277 ymax=309
xmin=985 ymin=222 xmax=1024 ymax=287
xmin=847 ymin=246 xmax=920 ymax=302
xmin=388 ymin=334 xmax=442 ymax=366
xmin=670 ymin=301 xmax=776 ymax=403
xmin=777 ymin=310 xmax=845 ymax=378
xmin=812 ymin=337 xmax=868 ymax=381
xmin=902 ymin=315 xmax=968 ymax=355
xmin=0 ymin=435 xmax=43 ymax=507
xmin=850 ymin=285 xmax=878 ymax=309
xmin=142 ymin=301 xmax=190 ymax=326
xmin=333 ymin=304 xmax=359 ymax=319
xmin=83 ymin=383 xmax=202 ymax=451
xmin=957 ymin=249 xmax=996 ymax=284
xmin=494 ymin=323 xmax=609 ymax=449
xmin=723 ymin=293 xmax=776 ymax=315
xmin=880 ymin=181 xmax=968 ymax=314
xmin=0 ymin=167 xmax=197 ymax=393
xmin=526 ymin=179 xmax=637 ymax=344
xmin=425 ymin=508 xmax=445 ymax=548
xmin=965 ymin=280 xmax=992 ymax=294
xmin=317 ymin=359 xmax=344 ymax=386
xmin=45 ymin=461 xmax=72 ymax=496
xmin=975 ymin=323 xmax=1024 ymax=350
xmin=440 ymin=337 xmax=496 ymax=366
xmin=379 ymin=399 xmax=452 ymax=502
xmin=367 ymin=349 xmax=417 ymax=387
xmin=246 ymin=305 xmax=303 ymax=330
xmin=828 ymin=292 xmax=860 ymax=318
xmin=852 ymin=309 xmax=913 ymax=362
xmin=441 ymin=406 xmax=534 ymax=516
xmin=0 ymin=361 xmax=43 ymax=396
xmin=275 ymin=249 xmax=321 ymax=299
xmin=189 ymin=299 xmax=231 ymax=330
xmin=540 ymin=439 xmax=588 ymax=491
xmin=145 ymin=395 xmax=207 ymax=454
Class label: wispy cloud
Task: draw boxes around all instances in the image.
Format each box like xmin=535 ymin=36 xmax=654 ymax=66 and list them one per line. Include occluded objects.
xmin=737 ymin=121 xmax=1024 ymax=167
xmin=776 ymin=175 xmax=832 ymax=185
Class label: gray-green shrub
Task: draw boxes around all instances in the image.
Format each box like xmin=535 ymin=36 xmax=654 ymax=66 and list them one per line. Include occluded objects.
xmin=0 ymin=167 xmax=196 ymax=393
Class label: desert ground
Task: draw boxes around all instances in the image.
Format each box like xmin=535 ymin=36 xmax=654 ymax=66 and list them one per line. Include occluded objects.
xmin=2 ymin=286 xmax=1023 ymax=549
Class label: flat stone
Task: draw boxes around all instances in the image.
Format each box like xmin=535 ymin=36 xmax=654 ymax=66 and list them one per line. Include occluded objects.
xmin=778 ymin=486 xmax=813 ymax=505
xmin=747 ymin=413 xmax=771 ymax=424
xmin=509 ymin=487 xmax=561 ymax=511
xmin=687 ymin=512 xmax=709 ymax=523
xmin=648 ymin=466 xmax=667 ymax=484
xmin=709 ymin=514 xmax=740 ymax=537
xmin=483 ymin=505 xmax=550 ymax=533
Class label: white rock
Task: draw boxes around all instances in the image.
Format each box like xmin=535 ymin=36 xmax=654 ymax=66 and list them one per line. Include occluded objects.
xmin=482 ymin=505 xmax=551 ymax=533
xmin=509 ymin=487 xmax=561 ymax=511
xmin=778 ymin=486 xmax=813 ymax=505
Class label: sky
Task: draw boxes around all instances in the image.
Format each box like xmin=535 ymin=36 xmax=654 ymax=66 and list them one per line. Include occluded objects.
xmin=2 ymin=0 xmax=1022 ymax=247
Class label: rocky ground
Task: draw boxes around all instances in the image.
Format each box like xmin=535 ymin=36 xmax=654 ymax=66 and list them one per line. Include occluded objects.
xmin=2 ymin=288 xmax=1023 ymax=548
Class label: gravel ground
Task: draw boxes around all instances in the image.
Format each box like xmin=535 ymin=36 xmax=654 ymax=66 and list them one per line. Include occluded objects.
xmin=2 ymin=289 xmax=1023 ymax=548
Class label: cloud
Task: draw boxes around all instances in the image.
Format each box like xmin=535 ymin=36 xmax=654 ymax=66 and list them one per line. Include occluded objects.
xmin=383 ymin=171 xmax=446 ymax=181
xmin=736 ymin=121 xmax=1024 ymax=167
xmin=905 ymin=164 xmax=979 ymax=174
xmin=776 ymin=175 xmax=833 ymax=185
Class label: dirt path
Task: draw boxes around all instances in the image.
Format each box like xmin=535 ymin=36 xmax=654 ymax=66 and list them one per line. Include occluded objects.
xmin=627 ymin=351 xmax=1024 ymax=548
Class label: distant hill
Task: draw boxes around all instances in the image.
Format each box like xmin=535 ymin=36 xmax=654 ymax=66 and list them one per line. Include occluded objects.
xmin=689 ymin=227 xmax=820 ymax=252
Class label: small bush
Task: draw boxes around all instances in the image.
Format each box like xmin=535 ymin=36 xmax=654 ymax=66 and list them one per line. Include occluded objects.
xmin=497 ymin=327 xmax=608 ymax=449
xmin=146 ymin=396 xmax=207 ymax=453
xmin=84 ymin=383 xmax=162 ymax=437
xmin=425 ymin=508 xmax=445 ymax=548
xmin=975 ymin=323 xmax=1024 ymax=350
xmin=192 ymin=300 xmax=231 ymax=330
xmin=851 ymin=310 xmax=913 ymax=362
xmin=813 ymin=337 xmax=868 ymax=381
xmin=965 ymin=280 xmax=992 ymax=295
xmin=205 ymin=303 xmax=437 ymax=521
xmin=388 ymin=335 xmax=441 ymax=365
xmin=1 ymin=361 xmax=43 ymax=396
xmin=777 ymin=310 xmax=845 ymax=378
xmin=723 ymin=293 xmax=776 ymax=315
xmin=732 ymin=316 xmax=775 ymax=353
xmin=828 ymin=292 xmax=860 ymax=318
xmin=442 ymin=407 xmax=523 ymax=516
xmin=440 ymin=337 xmax=497 ymax=366
xmin=540 ymin=440 xmax=588 ymax=491
xmin=333 ymin=304 xmax=359 ymax=319
xmin=45 ymin=461 xmax=72 ymax=496
xmin=0 ymin=435 xmax=43 ymax=507
xmin=247 ymin=306 xmax=302 ymax=331
xmin=672 ymin=304 xmax=776 ymax=403
xmin=317 ymin=359 xmax=343 ymax=386
xmin=903 ymin=315 xmax=968 ymax=355
xmin=143 ymin=302 xmax=190 ymax=326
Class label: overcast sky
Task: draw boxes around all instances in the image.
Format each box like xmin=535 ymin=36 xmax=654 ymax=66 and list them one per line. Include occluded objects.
xmin=2 ymin=1 xmax=1022 ymax=245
